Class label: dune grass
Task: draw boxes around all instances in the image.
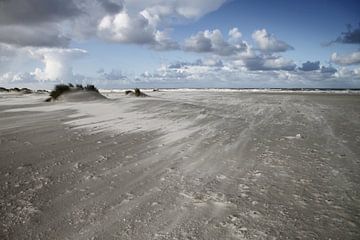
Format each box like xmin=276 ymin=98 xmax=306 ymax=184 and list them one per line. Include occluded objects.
xmin=46 ymin=83 xmax=100 ymax=102
xmin=0 ymin=87 xmax=32 ymax=93
xmin=125 ymin=88 xmax=148 ymax=97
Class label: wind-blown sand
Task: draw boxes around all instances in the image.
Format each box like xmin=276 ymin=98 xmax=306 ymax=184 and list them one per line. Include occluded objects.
xmin=0 ymin=90 xmax=359 ymax=239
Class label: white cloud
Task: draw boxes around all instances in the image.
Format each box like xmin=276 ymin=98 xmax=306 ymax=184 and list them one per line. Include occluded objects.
xmin=184 ymin=31 xmax=212 ymax=52
xmin=29 ymin=48 xmax=87 ymax=82
xmin=240 ymin=55 xmax=296 ymax=71
xmin=252 ymin=29 xmax=293 ymax=53
xmin=334 ymin=66 xmax=360 ymax=79
xmin=98 ymin=11 xmax=155 ymax=44
xmin=97 ymin=10 xmax=179 ymax=50
xmin=0 ymin=72 xmax=37 ymax=84
xmin=134 ymin=54 xmax=356 ymax=88
xmin=140 ymin=5 xmax=175 ymax=27
xmin=263 ymin=57 xmax=296 ymax=71
xmin=228 ymin=28 xmax=242 ymax=44
xmin=127 ymin=0 xmax=227 ymax=20
xmin=98 ymin=12 xmax=155 ymax=44
xmin=331 ymin=51 xmax=360 ymax=65
xmin=174 ymin=0 xmax=227 ymax=19
xmin=0 ymin=0 xmax=228 ymax=51
xmin=184 ymin=29 xmax=248 ymax=56
xmin=0 ymin=43 xmax=88 ymax=85
xmin=152 ymin=30 xmax=180 ymax=50
xmin=137 ymin=60 xmax=358 ymax=88
xmin=95 ymin=0 xmax=228 ymax=49
xmin=97 ymin=69 xmax=128 ymax=81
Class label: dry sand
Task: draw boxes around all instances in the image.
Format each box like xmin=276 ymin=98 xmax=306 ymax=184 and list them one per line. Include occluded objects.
xmin=0 ymin=90 xmax=359 ymax=239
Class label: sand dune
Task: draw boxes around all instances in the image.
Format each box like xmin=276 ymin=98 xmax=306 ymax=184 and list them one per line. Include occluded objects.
xmin=57 ymin=90 xmax=107 ymax=102
xmin=0 ymin=91 xmax=359 ymax=239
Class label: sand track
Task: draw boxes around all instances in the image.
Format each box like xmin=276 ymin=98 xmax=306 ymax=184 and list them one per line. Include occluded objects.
xmin=1 ymin=91 xmax=360 ymax=239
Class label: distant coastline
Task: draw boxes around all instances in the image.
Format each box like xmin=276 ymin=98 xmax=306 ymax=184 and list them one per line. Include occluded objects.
xmin=100 ymin=88 xmax=360 ymax=94
xmin=2 ymin=86 xmax=360 ymax=95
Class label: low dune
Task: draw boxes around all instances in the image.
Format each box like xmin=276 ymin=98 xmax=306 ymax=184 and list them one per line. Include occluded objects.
xmin=57 ymin=90 xmax=107 ymax=102
xmin=125 ymin=88 xmax=148 ymax=97
xmin=0 ymin=87 xmax=33 ymax=94
xmin=45 ymin=84 xmax=106 ymax=102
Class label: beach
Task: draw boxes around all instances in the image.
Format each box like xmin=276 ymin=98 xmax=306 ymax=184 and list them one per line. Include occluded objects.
xmin=0 ymin=90 xmax=359 ymax=239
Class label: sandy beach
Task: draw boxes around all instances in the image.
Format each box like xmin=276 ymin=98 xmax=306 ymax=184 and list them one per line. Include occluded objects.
xmin=0 ymin=90 xmax=359 ymax=239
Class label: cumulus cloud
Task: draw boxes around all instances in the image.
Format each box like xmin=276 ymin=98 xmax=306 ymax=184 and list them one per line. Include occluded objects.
xmin=138 ymin=57 xmax=228 ymax=84
xmin=129 ymin=0 xmax=227 ymax=21
xmin=299 ymin=61 xmax=320 ymax=71
xmin=0 ymin=0 xmax=228 ymax=50
xmin=184 ymin=29 xmax=248 ymax=56
xmin=29 ymin=48 xmax=87 ymax=82
xmin=136 ymin=57 xmax=355 ymax=88
xmin=97 ymin=69 xmax=127 ymax=81
xmin=98 ymin=11 xmax=155 ymax=44
xmin=172 ymin=0 xmax=227 ymax=19
xmin=184 ymin=31 xmax=212 ymax=52
xmin=67 ymin=0 xmax=123 ymax=40
xmin=321 ymin=66 xmax=337 ymax=74
xmin=263 ymin=57 xmax=296 ymax=71
xmin=97 ymin=10 xmax=179 ymax=50
xmin=243 ymin=55 xmax=296 ymax=71
xmin=228 ymin=28 xmax=242 ymax=44
xmin=138 ymin=66 xmax=233 ymax=87
xmin=334 ymin=66 xmax=360 ymax=80
xmin=97 ymin=0 xmax=227 ymax=48
xmin=0 ymin=0 xmax=179 ymax=49
xmin=0 ymin=72 xmax=38 ymax=84
xmin=0 ymin=0 xmax=230 ymax=86
xmin=331 ymin=51 xmax=360 ymax=65
xmin=168 ymin=59 xmax=224 ymax=69
xmin=96 ymin=0 xmax=228 ymax=49
xmin=152 ymin=30 xmax=180 ymax=50
xmin=252 ymin=29 xmax=293 ymax=53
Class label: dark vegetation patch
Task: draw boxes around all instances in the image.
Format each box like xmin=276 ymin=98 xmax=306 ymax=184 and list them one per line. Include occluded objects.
xmin=0 ymin=87 xmax=33 ymax=94
xmin=45 ymin=83 xmax=100 ymax=102
xmin=125 ymin=88 xmax=148 ymax=97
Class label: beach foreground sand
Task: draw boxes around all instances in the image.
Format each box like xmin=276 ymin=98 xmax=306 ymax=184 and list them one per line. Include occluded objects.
xmin=0 ymin=91 xmax=359 ymax=239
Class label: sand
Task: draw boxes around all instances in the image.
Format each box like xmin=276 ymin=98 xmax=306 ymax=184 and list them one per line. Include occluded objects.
xmin=0 ymin=90 xmax=359 ymax=239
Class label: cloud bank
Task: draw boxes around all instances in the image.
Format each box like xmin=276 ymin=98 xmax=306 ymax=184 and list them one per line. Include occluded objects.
xmin=331 ymin=51 xmax=360 ymax=66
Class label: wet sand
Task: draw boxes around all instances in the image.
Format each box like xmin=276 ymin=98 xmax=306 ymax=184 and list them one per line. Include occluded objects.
xmin=0 ymin=91 xmax=359 ymax=239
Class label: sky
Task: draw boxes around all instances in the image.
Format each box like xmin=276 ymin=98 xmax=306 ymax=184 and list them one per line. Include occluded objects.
xmin=0 ymin=0 xmax=360 ymax=89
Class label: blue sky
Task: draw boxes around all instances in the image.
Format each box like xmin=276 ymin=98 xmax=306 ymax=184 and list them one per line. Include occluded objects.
xmin=0 ymin=0 xmax=360 ymax=88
